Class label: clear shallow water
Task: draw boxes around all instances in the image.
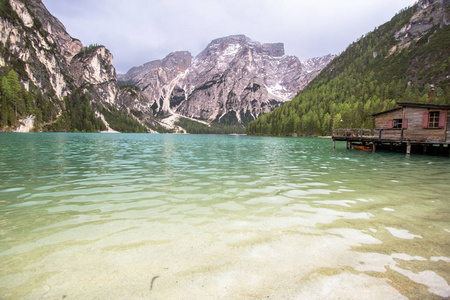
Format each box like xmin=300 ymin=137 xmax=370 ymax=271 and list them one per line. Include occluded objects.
xmin=0 ymin=133 xmax=449 ymax=299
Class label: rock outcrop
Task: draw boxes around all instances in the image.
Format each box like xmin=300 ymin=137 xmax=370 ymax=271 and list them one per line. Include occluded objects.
xmin=1 ymin=0 xmax=73 ymax=100
xmin=394 ymin=0 xmax=449 ymax=50
xmin=69 ymin=46 xmax=118 ymax=104
xmin=0 ymin=0 xmax=128 ymax=117
xmin=119 ymin=51 xmax=193 ymax=113
xmin=119 ymin=35 xmax=335 ymax=126
xmin=394 ymin=0 xmax=450 ymax=87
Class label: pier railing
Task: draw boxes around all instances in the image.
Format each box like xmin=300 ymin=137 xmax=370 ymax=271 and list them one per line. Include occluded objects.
xmin=332 ymin=128 xmax=373 ymax=138
xmin=333 ymin=128 xmax=408 ymax=141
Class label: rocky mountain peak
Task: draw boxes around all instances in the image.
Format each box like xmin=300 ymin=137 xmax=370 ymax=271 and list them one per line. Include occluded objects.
xmin=120 ymin=35 xmax=335 ymax=128
xmin=119 ymin=51 xmax=192 ymax=83
xmin=199 ymin=35 xmax=285 ymax=58
xmin=159 ymin=51 xmax=192 ymax=74
xmin=210 ymin=34 xmax=251 ymax=45
xmin=262 ymin=43 xmax=285 ymax=57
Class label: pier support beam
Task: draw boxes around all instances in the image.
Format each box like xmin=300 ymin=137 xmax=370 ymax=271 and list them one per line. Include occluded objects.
xmin=373 ymin=143 xmax=376 ymax=153
xmin=333 ymin=140 xmax=336 ymax=149
xmin=406 ymin=142 xmax=411 ymax=155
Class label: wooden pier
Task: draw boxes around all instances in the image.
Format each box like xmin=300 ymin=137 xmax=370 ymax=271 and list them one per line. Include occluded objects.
xmin=331 ymin=102 xmax=450 ymax=156
xmin=332 ymin=128 xmax=449 ymax=156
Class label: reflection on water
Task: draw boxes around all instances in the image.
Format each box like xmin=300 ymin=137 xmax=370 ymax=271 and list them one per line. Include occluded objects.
xmin=0 ymin=133 xmax=449 ymax=299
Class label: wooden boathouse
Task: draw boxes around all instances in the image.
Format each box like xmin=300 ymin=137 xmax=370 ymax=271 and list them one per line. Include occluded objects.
xmin=332 ymin=102 xmax=450 ymax=156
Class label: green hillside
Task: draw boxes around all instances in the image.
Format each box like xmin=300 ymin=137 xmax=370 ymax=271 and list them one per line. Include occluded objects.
xmin=246 ymin=2 xmax=450 ymax=137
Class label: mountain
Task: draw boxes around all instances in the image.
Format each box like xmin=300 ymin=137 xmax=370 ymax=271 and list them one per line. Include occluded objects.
xmin=1 ymin=0 xmax=332 ymax=134
xmin=119 ymin=35 xmax=335 ymax=131
xmin=119 ymin=51 xmax=193 ymax=115
xmin=0 ymin=0 xmax=151 ymax=132
xmin=247 ymin=0 xmax=450 ymax=137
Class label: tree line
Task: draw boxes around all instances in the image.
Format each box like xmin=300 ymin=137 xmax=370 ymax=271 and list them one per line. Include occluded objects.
xmin=43 ymin=91 xmax=106 ymax=132
xmin=175 ymin=117 xmax=246 ymax=134
xmin=0 ymin=69 xmax=58 ymax=131
xmin=0 ymin=69 xmax=150 ymax=133
xmin=97 ymin=104 xmax=148 ymax=133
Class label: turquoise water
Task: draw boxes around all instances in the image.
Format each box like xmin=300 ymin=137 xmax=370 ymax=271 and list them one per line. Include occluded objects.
xmin=0 ymin=133 xmax=449 ymax=299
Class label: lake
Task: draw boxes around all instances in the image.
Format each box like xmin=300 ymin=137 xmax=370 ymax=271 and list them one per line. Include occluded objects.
xmin=0 ymin=133 xmax=449 ymax=299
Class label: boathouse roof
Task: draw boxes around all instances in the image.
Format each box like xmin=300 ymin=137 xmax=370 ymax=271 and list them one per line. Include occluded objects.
xmin=372 ymin=102 xmax=450 ymax=117
xmin=372 ymin=108 xmax=401 ymax=117
xmin=396 ymin=102 xmax=450 ymax=110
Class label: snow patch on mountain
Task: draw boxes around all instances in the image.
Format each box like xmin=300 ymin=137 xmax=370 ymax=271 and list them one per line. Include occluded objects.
xmin=266 ymin=83 xmax=290 ymax=99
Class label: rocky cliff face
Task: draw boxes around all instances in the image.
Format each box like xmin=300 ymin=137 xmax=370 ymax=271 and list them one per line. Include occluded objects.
xmin=119 ymin=51 xmax=193 ymax=113
xmin=394 ymin=0 xmax=450 ymax=87
xmin=119 ymin=35 xmax=335 ymax=126
xmin=0 ymin=0 xmax=125 ymax=112
xmin=69 ymin=46 xmax=118 ymax=104
xmin=394 ymin=0 xmax=449 ymax=51
xmin=1 ymin=0 xmax=72 ymax=100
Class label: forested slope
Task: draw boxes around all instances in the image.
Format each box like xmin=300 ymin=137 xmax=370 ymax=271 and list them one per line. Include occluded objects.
xmin=246 ymin=0 xmax=450 ymax=137
xmin=0 ymin=70 xmax=59 ymax=130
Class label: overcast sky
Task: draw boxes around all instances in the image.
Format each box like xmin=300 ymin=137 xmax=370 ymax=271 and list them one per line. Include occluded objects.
xmin=41 ymin=0 xmax=416 ymax=74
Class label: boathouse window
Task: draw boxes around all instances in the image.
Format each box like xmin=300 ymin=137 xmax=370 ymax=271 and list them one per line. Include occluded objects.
xmin=388 ymin=118 xmax=407 ymax=129
xmin=393 ymin=119 xmax=403 ymax=129
xmin=429 ymin=111 xmax=440 ymax=128
xmin=423 ymin=111 xmax=447 ymax=129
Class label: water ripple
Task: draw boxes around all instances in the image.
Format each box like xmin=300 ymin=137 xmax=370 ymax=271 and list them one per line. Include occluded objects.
xmin=0 ymin=133 xmax=449 ymax=299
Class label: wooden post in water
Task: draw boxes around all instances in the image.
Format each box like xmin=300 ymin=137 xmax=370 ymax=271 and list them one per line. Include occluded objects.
xmin=333 ymin=140 xmax=336 ymax=149
xmin=373 ymin=142 xmax=376 ymax=153
xmin=407 ymin=142 xmax=412 ymax=155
